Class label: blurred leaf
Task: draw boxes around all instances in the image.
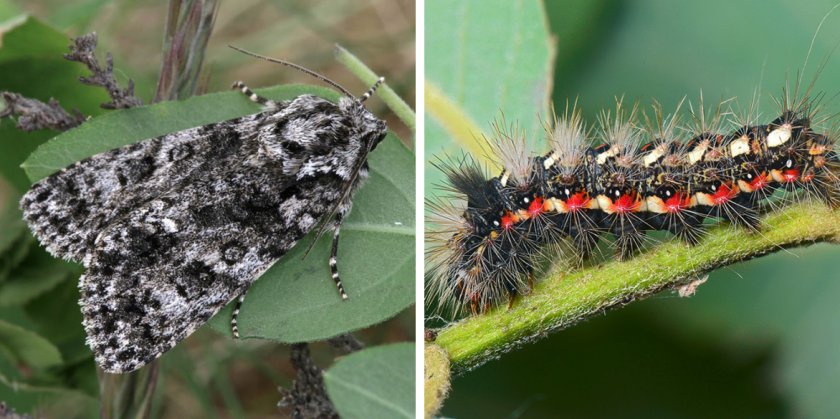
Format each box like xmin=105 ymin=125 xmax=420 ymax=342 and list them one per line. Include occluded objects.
xmin=0 ymin=357 xmax=97 ymax=418
xmin=0 ymin=234 xmax=32 ymax=283
xmin=324 ymin=343 xmax=415 ymax=419
xmin=0 ymin=318 xmax=62 ymax=368
xmin=0 ymin=2 xmax=20 ymax=22
xmin=442 ymin=302 xmax=787 ymax=418
xmin=22 ymin=84 xmax=414 ymax=342
xmin=0 ymin=245 xmax=71 ymax=306
xmin=652 ymin=244 xmax=840 ymax=418
xmin=44 ymin=0 xmax=109 ymax=31
xmin=0 ymin=184 xmax=25 ymax=255
xmin=0 ymin=16 xmax=109 ymax=192
xmin=24 ymin=278 xmax=89 ymax=366
xmin=424 ymin=0 xmax=554 ymax=191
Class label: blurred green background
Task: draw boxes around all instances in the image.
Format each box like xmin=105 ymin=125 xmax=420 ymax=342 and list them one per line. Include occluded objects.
xmin=0 ymin=0 xmax=414 ymax=417
xmin=428 ymin=0 xmax=840 ymax=417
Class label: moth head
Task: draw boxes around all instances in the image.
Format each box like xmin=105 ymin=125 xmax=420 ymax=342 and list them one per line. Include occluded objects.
xmin=340 ymin=97 xmax=388 ymax=152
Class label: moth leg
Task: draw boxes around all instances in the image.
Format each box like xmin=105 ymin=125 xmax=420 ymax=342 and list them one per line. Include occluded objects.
xmin=329 ymin=215 xmax=349 ymax=300
xmin=231 ymin=80 xmax=274 ymax=106
xmin=231 ymin=290 xmax=248 ymax=339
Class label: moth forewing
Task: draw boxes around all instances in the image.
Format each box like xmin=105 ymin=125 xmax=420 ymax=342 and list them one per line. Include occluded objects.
xmin=21 ymin=77 xmax=388 ymax=373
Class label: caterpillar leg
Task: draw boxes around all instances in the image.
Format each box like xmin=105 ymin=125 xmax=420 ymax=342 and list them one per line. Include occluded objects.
xmin=329 ymin=214 xmax=349 ymax=300
xmin=231 ymin=80 xmax=275 ymax=106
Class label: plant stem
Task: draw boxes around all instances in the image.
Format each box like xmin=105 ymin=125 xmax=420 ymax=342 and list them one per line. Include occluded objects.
xmin=334 ymin=44 xmax=415 ymax=137
xmin=102 ymin=2 xmax=218 ymax=417
xmin=424 ymin=202 xmax=840 ymax=417
xmin=155 ymin=0 xmax=220 ymax=101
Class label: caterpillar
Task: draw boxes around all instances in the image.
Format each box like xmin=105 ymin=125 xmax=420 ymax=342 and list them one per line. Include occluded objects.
xmin=425 ymin=83 xmax=840 ymax=316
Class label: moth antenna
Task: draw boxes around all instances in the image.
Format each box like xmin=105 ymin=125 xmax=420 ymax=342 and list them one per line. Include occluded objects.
xmin=360 ymin=77 xmax=385 ymax=103
xmin=228 ymin=45 xmax=354 ymax=98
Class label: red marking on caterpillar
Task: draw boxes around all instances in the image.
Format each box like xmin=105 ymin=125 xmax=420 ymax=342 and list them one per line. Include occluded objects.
xmin=711 ymin=182 xmax=738 ymax=205
xmin=664 ymin=191 xmax=692 ymax=213
xmin=565 ymin=192 xmax=589 ymax=212
xmin=610 ymin=193 xmax=640 ymax=214
xmin=501 ymin=213 xmax=516 ymax=230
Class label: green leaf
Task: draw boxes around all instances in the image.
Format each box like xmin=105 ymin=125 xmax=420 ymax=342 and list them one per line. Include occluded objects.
xmin=0 ymin=2 xmax=21 ymax=22
xmin=0 ymin=359 xmax=97 ymax=418
xmin=324 ymin=343 xmax=415 ymax=419
xmin=0 ymin=233 xmax=32 ymax=283
xmin=0 ymin=318 xmax=62 ymax=368
xmin=21 ymin=84 xmax=415 ymax=342
xmin=424 ymin=0 xmax=554 ymax=190
xmin=0 ymin=17 xmax=110 ymax=191
xmin=43 ymin=0 xmax=109 ymax=31
xmin=24 ymin=278 xmax=90 ymax=366
xmin=0 ymin=246 xmax=71 ymax=306
xmin=0 ymin=181 xmax=25 ymax=255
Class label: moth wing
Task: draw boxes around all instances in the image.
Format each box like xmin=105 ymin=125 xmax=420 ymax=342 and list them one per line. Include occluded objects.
xmin=79 ymin=162 xmax=344 ymax=373
xmin=20 ymin=114 xmax=260 ymax=262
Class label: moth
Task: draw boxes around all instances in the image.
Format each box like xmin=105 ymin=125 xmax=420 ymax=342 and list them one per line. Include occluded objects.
xmin=19 ymin=49 xmax=388 ymax=373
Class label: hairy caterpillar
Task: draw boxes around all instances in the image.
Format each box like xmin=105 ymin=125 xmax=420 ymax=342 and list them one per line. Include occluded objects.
xmin=426 ymin=78 xmax=840 ymax=316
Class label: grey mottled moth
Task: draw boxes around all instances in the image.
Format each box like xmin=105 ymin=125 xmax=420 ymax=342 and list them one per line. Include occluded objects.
xmin=19 ymin=49 xmax=388 ymax=373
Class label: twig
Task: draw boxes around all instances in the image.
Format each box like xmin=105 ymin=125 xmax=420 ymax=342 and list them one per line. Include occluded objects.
xmin=277 ymin=344 xmax=339 ymax=419
xmin=0 ymin=92 xmax=85 ymax=131
xmin=64 ymin=33 xmax=144 ymax=109
xmin=335 ymin=44 xmax=416 ymax=137
xmin=424 ymin=202 xmax=840 ymax=416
